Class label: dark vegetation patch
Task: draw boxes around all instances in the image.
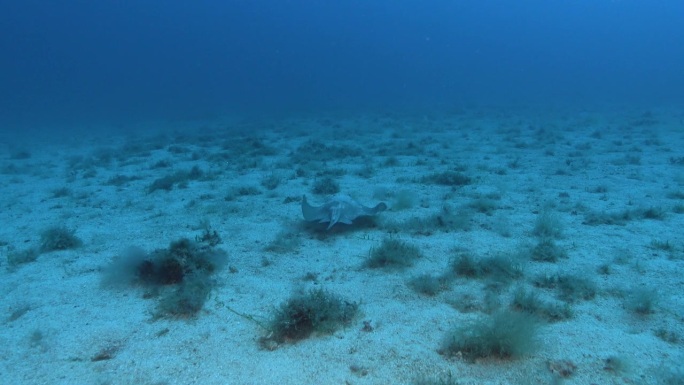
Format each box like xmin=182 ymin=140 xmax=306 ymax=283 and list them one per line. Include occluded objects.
xmin=6 ymin=248 xmax=40 ymax=268
xmin=391 ymin=189 xmax=417 ymax=210
xmin=439 ymin=310 xmax=538 ymax=361
xmin=194 ymin=225 xmax=222 ymax=247
xmin=408 ymin=274 xmax=448 ymax=296
xmin=260 ymin=288 xmax=358 ymax=346
xmin=67 ymin=150 xmax=114 ymax=172
xmin=672 ymin=204 xmax=684 ymax=214
xmin=311 ymin=176 xmax=340 ymax=195
xmin=624 ymin=287 xmax=658 ymax=315
xmin=510 ymin=287 xmax=572 ymax=322
xmin=90 ymin=342 xmax=123 ymax=362
xmin=654 ymin=327 xmax=680 ymax=344
xmin=290 ymin=140 xmax=363 ymax=164
xmin=532 ymin=211 xmax=563 ymax=239
xmin=530 ymin=238 xmax=568 ymax=262
xmin=103 ymin=236 xmax=227 ymax=319
xmin=6 ymin=226 xmax=82 ymax=268
xmin=7 ymin=304 xmax=32 ymax=322
xmin=50 ymin=187 xmax=71 ymax=198
xmin=583 ymin=206 xmax=667 ymax=226
xmin=588 ymin=185 xmax=609 ymax=194
xmin=611 ymin=154 xmax=641 ymax=166
xmin=375 ymin=139 xmax=428 ymax=157
xmin=449 ymin=252 xmax=523 ymax=284
xmin=668 ymin=156 xmax=684 ymax=165
xmin=0 ymin=163 xmax=24 ymax=175
xmin=421 ymin=171 xmax=472 ymax=187
xmin=39 ymin=226 xmax=83 ymax=252
xmin=260 ymin=173 xmax=282 ymax=190
xmin=151 ymin=159 xmax=173 ymax=169
xmin=225 ymin=185 xmax=261 ymax=200
xmin=533 ymin=273 xmax=597 ymax=303
xmin=104 ymin=174 xmax=141 ymax=187
xmin=9 ymin=149 xmax=31 ymax=160
xmin=156 ymin=275 xmax=213 ymax=318
xmin=640 ymin=206 xmax=667 ymax=220
xmin=384 ymin=204 xmax=472 ymax=235
xmin=204 ymin=137 xmax=277 ymax=166
xmin=548 ymin=359 xmax=578 ymax=379
xmin=264 ymin=229 xmax=301 ymax=254
xmin=311 ymin=167 xmax=347 ymax=178
xmin=167 ymin=144 xmax=190 ymax=154
xmin=148 ymin=166 xmax=205 ymax=193
xmin=450 ymin=253 xmax=481 ymax=278
xmin=583 ymin=209 xmax=635 ymax=226
xmin=225 ymin=137 xmax=278 ymax=157
xmin=354 ymin=163 xmax=375 ymax=178
xmin=649 ymin=239 xmax=674 ymax=251
xmin=136 ymin=238 xmax=225 ymax=287
xmin=666 ymin=191 xmax=684 ymax=200
xmin=468 ymin=196 xmax=499 ymax=215
xmin=69 ymin=138 xmax=165 ymax=172
xmin=364 ymin=238 xmax=423 ymax=269
xmin=597 ymin=263 xmax=612 ymax=275
xmin=116 ymin=140 xmax=158 ymax=161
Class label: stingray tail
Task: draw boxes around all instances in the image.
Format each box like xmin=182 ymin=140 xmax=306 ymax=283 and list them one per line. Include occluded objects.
xmin=372 ymin=202 xmax=388 ymax=214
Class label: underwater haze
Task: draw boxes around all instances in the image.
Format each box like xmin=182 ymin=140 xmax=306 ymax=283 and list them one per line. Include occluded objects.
xmin=3 ymin=2 xmax=684 ymax=385
xmin=1 ymin=0 xmax=683 ymax=132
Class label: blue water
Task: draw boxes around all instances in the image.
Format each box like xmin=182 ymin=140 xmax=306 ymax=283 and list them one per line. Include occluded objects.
xmin=1 ymin=1 xmax=683 ymax=131
xmin=3 ymin=3 xmax=684 ymax=384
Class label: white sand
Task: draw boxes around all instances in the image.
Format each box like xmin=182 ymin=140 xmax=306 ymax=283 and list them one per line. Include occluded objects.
xmin=1 ymin=107 xmax=683 ymax=385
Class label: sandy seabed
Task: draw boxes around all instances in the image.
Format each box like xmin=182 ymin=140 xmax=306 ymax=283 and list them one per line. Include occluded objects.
xmin=1 ymin=107 xmax=683 ymax=385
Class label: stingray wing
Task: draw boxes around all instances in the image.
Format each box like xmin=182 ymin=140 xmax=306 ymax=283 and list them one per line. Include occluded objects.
xmin=301 ymin=195 xmax=331 ymax=222
xmin=302 ymin=195 xmax=388 ymax=230
xmin=336 ymin=199 xmax=384 ymax=226
xmin=338 ymin=201 xmax=365 ymax=224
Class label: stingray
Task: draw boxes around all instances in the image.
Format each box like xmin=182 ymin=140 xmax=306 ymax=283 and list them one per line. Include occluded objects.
xmin=301 ymin=194 xmax=388 ymax=230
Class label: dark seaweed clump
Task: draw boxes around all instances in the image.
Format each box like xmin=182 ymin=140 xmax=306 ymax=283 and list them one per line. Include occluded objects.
xmin=147 ymin=166 xmax=204 ymax=193
xmin=141 ymin=238 xmax=226 ymax=318
xmin=263 ymin=288 xmax=358 ymax=344
xmin=364 ymin=238 xmax=423 ymax=269
xmin=105 ymin=237 xmax=227 ymax=319
xmin=39 ymin=226 xmax=83 ymax=252
xmin=440 ymin=310 xmax=538 ymax=360
xmin=136 ymin=238 xmax=223 ymax=286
